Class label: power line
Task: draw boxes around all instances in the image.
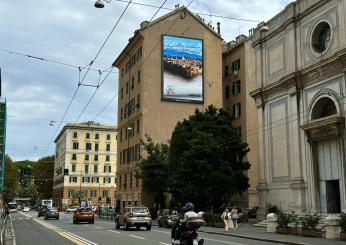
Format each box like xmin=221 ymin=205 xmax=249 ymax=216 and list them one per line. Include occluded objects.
xmin=0 ymin=48 xmax=117 ymax=74
xmin=8 ymin=114 xmax=66 ymax=123
xmin=112 ymin=0 xmax=260 ymax=23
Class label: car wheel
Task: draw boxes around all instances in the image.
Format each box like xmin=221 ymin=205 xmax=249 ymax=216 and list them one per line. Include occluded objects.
xmin=158 ymin=221 xmax=162 ymax=227
xmin=115 ymin=219 xmax=120 ymax=229
xmin=124 ymin=221 xmax=129 ymax=230
xmin=146 ymin=225 xmax=151 ymax=231
xmin=44 ymin=216 xmax=48 ymax=220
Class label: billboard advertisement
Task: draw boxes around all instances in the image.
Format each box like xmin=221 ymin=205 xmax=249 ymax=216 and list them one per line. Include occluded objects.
xmin=162 ymin=35 xmax=203 ymax=103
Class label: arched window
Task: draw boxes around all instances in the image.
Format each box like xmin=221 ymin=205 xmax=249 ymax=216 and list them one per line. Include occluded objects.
xmin=311 ymin=97 xmax=337 ymax=120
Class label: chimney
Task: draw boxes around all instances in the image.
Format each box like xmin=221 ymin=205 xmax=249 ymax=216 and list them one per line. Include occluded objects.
xmin=217 ymin=22 xmax=220 ymax=35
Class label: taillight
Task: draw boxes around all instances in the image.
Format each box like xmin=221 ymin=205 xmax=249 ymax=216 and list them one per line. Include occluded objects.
xmin=129 ymin=213 xmax=133 ymax=217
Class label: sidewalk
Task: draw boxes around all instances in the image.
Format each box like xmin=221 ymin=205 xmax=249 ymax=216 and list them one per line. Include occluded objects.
xmin=152 ymin=220 xmax=345 ymax=245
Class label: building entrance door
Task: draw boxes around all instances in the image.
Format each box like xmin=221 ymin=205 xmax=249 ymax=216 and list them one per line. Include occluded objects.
xmin=317 ymin=139 xmax=341 ymax=213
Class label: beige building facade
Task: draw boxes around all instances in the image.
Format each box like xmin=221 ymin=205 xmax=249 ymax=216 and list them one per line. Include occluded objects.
xmin=113 ymin=6 xmax=222 ymax=209
xmin=250 ymin=0 xmax=346 ymax=213
xmin=53 ymin=122 xmax=117 ymax=210
xmin=222 ymin=35 xmax=259 ymax=209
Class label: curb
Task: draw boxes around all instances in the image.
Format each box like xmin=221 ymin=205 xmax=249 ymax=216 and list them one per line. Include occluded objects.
xmin=200 ymin=230 xmax=311 ymax=245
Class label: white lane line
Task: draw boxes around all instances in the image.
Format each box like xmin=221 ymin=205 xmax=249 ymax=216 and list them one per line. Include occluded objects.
xmin=18 ymin=218 xmax=23 ymax=220
xmin=153 ymin=229 xmax=170 ymax=234
xmin=108 ymin=230 xmax=120 ymax=234
xmin=159 ymin=242 xmax=170 ymax=245
xmin=201 ymin=237 xmax=245 ymax=245
xmin=64 ymin=231 xmax=99 ymax=245
xmin=95 ymin=227 xmax=102 ymax=229
xmin=26 ymin=218 xmax=30 ymax=220
xmin=129 ymin=235 xmax=146 ymax=240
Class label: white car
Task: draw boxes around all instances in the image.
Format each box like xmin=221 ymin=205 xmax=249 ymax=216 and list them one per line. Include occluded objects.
xmin=23 ymin=206 xmax=30 ymax=212
xmin=66 ymin=206 xmax=78 ymax=213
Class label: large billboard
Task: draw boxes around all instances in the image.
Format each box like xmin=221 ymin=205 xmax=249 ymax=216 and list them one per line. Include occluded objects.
xmin=162 ymin=35 xmax=203 ymax=103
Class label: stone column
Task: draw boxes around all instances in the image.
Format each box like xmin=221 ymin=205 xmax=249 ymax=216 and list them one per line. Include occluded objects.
xmin=325 ymin=215 xmax=340 ymax=240
xmin=266 ymin=213 xmax=277 ymax=233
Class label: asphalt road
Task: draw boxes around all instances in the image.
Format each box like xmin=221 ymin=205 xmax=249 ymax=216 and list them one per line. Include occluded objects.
xmin=11 ymin=211 xmax=283 ymax=245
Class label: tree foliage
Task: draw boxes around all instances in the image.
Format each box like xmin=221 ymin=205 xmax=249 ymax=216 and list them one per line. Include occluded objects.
xmin=139 ymin=135 xmax=169 ymax=209
xmin=4 ymin=155 xmax=19 ymax=202
xmin=32 ymin=155 xmax=55 ymax=200
xmin=169 ymin=105 xmax=250 ymax=211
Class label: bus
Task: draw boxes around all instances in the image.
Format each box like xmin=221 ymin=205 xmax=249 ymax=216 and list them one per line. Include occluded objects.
xmin=8 ymin=202 xmax=17 ymax=213
xmin=41 ymin=199 xmax=53 ymax=208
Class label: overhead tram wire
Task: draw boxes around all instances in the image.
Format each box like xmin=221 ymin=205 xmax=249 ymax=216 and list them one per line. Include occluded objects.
xmin=79 ymin=0 xmax=168 ymax=122
xmin=112 ymin=0 xmax=260 ymax=23
xmin=43 ymin=0 xmax=133 ymax=154
xmin=91 ymin=0 xmax=195 ymax=122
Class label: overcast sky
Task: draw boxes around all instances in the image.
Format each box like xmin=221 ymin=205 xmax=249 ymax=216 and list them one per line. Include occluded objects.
xmin=0 ymin=0 xmax=292 ymax=161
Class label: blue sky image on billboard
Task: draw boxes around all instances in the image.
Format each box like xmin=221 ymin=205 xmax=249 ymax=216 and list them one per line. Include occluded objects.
xmin=162 ymin=35 xmax=203 ymax=102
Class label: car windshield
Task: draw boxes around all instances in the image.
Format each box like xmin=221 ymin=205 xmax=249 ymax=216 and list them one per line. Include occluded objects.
xmin=49 ymin=208 xmax=57 ymax=212
xmin=79 ymin=208 xmax=92 ymax=212
xmin=132 ymin=208 xmax=148 ymax=213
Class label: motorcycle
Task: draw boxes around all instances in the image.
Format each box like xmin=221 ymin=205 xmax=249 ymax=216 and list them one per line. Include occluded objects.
xmin=171 ymin=214 xmax=205 ymax=245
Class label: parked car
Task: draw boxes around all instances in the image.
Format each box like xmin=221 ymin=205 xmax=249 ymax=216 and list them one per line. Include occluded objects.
xmin=66 ymin=206 xmax=78 ymax=213
xmin=38 ymin=205 xmax=49 ymax=217
xmin=17 ymin=205 xmax=22 ymax=210
xmin=158 ymin=209 xmax=178 ymax=228
xmin=45 ymin=208 xmax=59 ymax=220
xmin=115 ymin=206 xmax=152 ymax=230
xmin=73 ymin=207 xmax=94 ymax=224
xmin=23 ymin=206 xmax=31 ymax=212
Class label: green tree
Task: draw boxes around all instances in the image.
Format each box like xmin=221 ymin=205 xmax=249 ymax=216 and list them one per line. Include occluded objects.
xmin=169 ymin=105 xmax=250 ymax=211
xmin=4 ymin=155 xmax=19 ymax=203
xmin=138 ymin=135 xmax=170 ymax=209
xmin=32 ymin=155 xmax=55 ymax=200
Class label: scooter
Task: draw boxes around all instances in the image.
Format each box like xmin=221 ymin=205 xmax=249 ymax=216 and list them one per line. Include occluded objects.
xmin=171 ymin=216 xmax=205 ymax=245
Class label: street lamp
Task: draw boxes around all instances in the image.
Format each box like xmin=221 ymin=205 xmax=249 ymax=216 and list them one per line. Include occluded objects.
xmin=94 ymin=0 xmax=111 ymax=8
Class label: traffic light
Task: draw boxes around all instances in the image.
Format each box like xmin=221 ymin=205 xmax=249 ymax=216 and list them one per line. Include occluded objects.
xmin=64 ymin=169 xmax=69 ymax=176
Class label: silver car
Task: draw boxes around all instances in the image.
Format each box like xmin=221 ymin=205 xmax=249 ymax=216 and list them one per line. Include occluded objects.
xmin=115 ymin=206 xmax=152 ymax=230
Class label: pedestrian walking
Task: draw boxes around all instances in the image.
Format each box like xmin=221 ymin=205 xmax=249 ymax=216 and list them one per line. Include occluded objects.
xmin=231 ymin=206 xmax=238 ymax=230
xmin=221 ymin=208 xmax=233 ymax=231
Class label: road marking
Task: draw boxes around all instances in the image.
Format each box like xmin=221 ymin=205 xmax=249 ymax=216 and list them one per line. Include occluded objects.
xmin=201 ymin=237 xmax=245 ymax=245
xmin=108 ymin=230 xmax=120 ymax=234
xmin=64 ymin=231 xmax=99 ymax=245
xmin=129 ymin=235 xmax=146 ymax=240
xmin=153 ymin=229 xmax=170 ymax=234
xmin=159 ymin=242 xmax=170 ymax=245
xmin=95 ymin=227 xmax=102 ymax=229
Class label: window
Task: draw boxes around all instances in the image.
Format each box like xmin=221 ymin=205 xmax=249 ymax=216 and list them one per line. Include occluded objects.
xmin=95 ymin=133 xmax=99 ymax=140
xmin=104 ymin=165 xmax=111 ymax=173
xmin=231 ymin=59 xmax=240 ymax=72
xmin=102 ymin=190 xmax=108 ymax=197
xmin=94 ymin=155 xmax=98 ymax=161
xmin=122 ymin=150 xmax=126 ymax=164
xmin=124 ymin=174 xmax=127 ymax=188
xmin=138 ymin=46 xmax=142 ymax=59
xmin=124 ymin=104 xmax=128 ymax=119
xmin=95 ymin=143 xmax=99 ymax=151
xmin=135 ymin=144 xmax=141 ymax=161
xmin=233 ymin=103 xmax=241 ymax=118
xmin=104 ymin=177 xmax=111 ymax=184
xmin=225 ymin=85 xmax=230 ymax=99
xmin=121 ymin=88 xmax=123 ymax=99
xmin=121 ymin=68 xmax=124 ymax=78
xmin=311 ymin=21 xmax=332 ymax=54
xmin=137 ymin=70 xmax=141 ymax=83
xmin=106 ymin=155 xmax=110 ymax=162
xmin=119 ymin=175 xmax=122 ymax=189
xmin=106 ymin=144 xmax=110 ymax=151
xmin=131 ymin=77 xmax=134 ymax=90
xmin=126 ymin=82 xmax=129 ymax=94
xmin=72 ymin=164 xmax=76 ymax=172
xmin=136 ymin=174 xmax=139 ymax=187
xmin=137 ymin=94 xmax=141 ymax=109
xmin=94 ymin=165 xmax=98 ymax=173
xmin=120 ymin=152 xmax=123 ymax=164
xmin=130 ymin=173 xmax=133 ymax=188
xmin=68 ymin=190 xmax=75 ymax=197
xmin=107 ymin=134 xmax=111 ymax=140
xmin=85 ymin=164 xmax=89 ymax=173
xmin=72 ymin=153 xmax=77 ymax=160
xmin=85 ymin=154 xmax=89 ymax=161
xmin=224 ymin=65 xmax=229 ymax=77
xmin=73 ymin=132 xmax=78 ymax=138
xmin=82 ymin=177 xmax=90 ymax=183
xmin=120 ymin=108 xmax=123 ymax=120
xmin=91 ymin=190 xmax=97 ymax=198
xmin=73 ymin=142 xmax=79 ymax=150
xmin=232 ymin=80 xmax=241 ymax=95
xmin=86 ymin=143 xmax=91 ymax=150
xmin=137 ymin=120 xmax=140 ymax=134
xmin=120 ymin=130 xmax=123 ymax=142
xmin=92 ymin=177 xmax=99 ymax=183
xmin=86 ymin=133 xmax=90 ymax=139
xmin=71 ymin=177 xmax=77 ymax=183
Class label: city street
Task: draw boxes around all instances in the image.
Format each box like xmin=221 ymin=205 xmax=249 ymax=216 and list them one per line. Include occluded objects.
xmin=11 ymin=211 xmax=282 ymax=245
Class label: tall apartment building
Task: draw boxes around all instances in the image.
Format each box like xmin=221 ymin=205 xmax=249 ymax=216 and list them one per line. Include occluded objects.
xmin=113 ymin=6 xmax=222 ymax=209
xmin=53 ymin=122 xmax=117 ymax=209
xmin=222 ymin=35 xmax=259 ymax=209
